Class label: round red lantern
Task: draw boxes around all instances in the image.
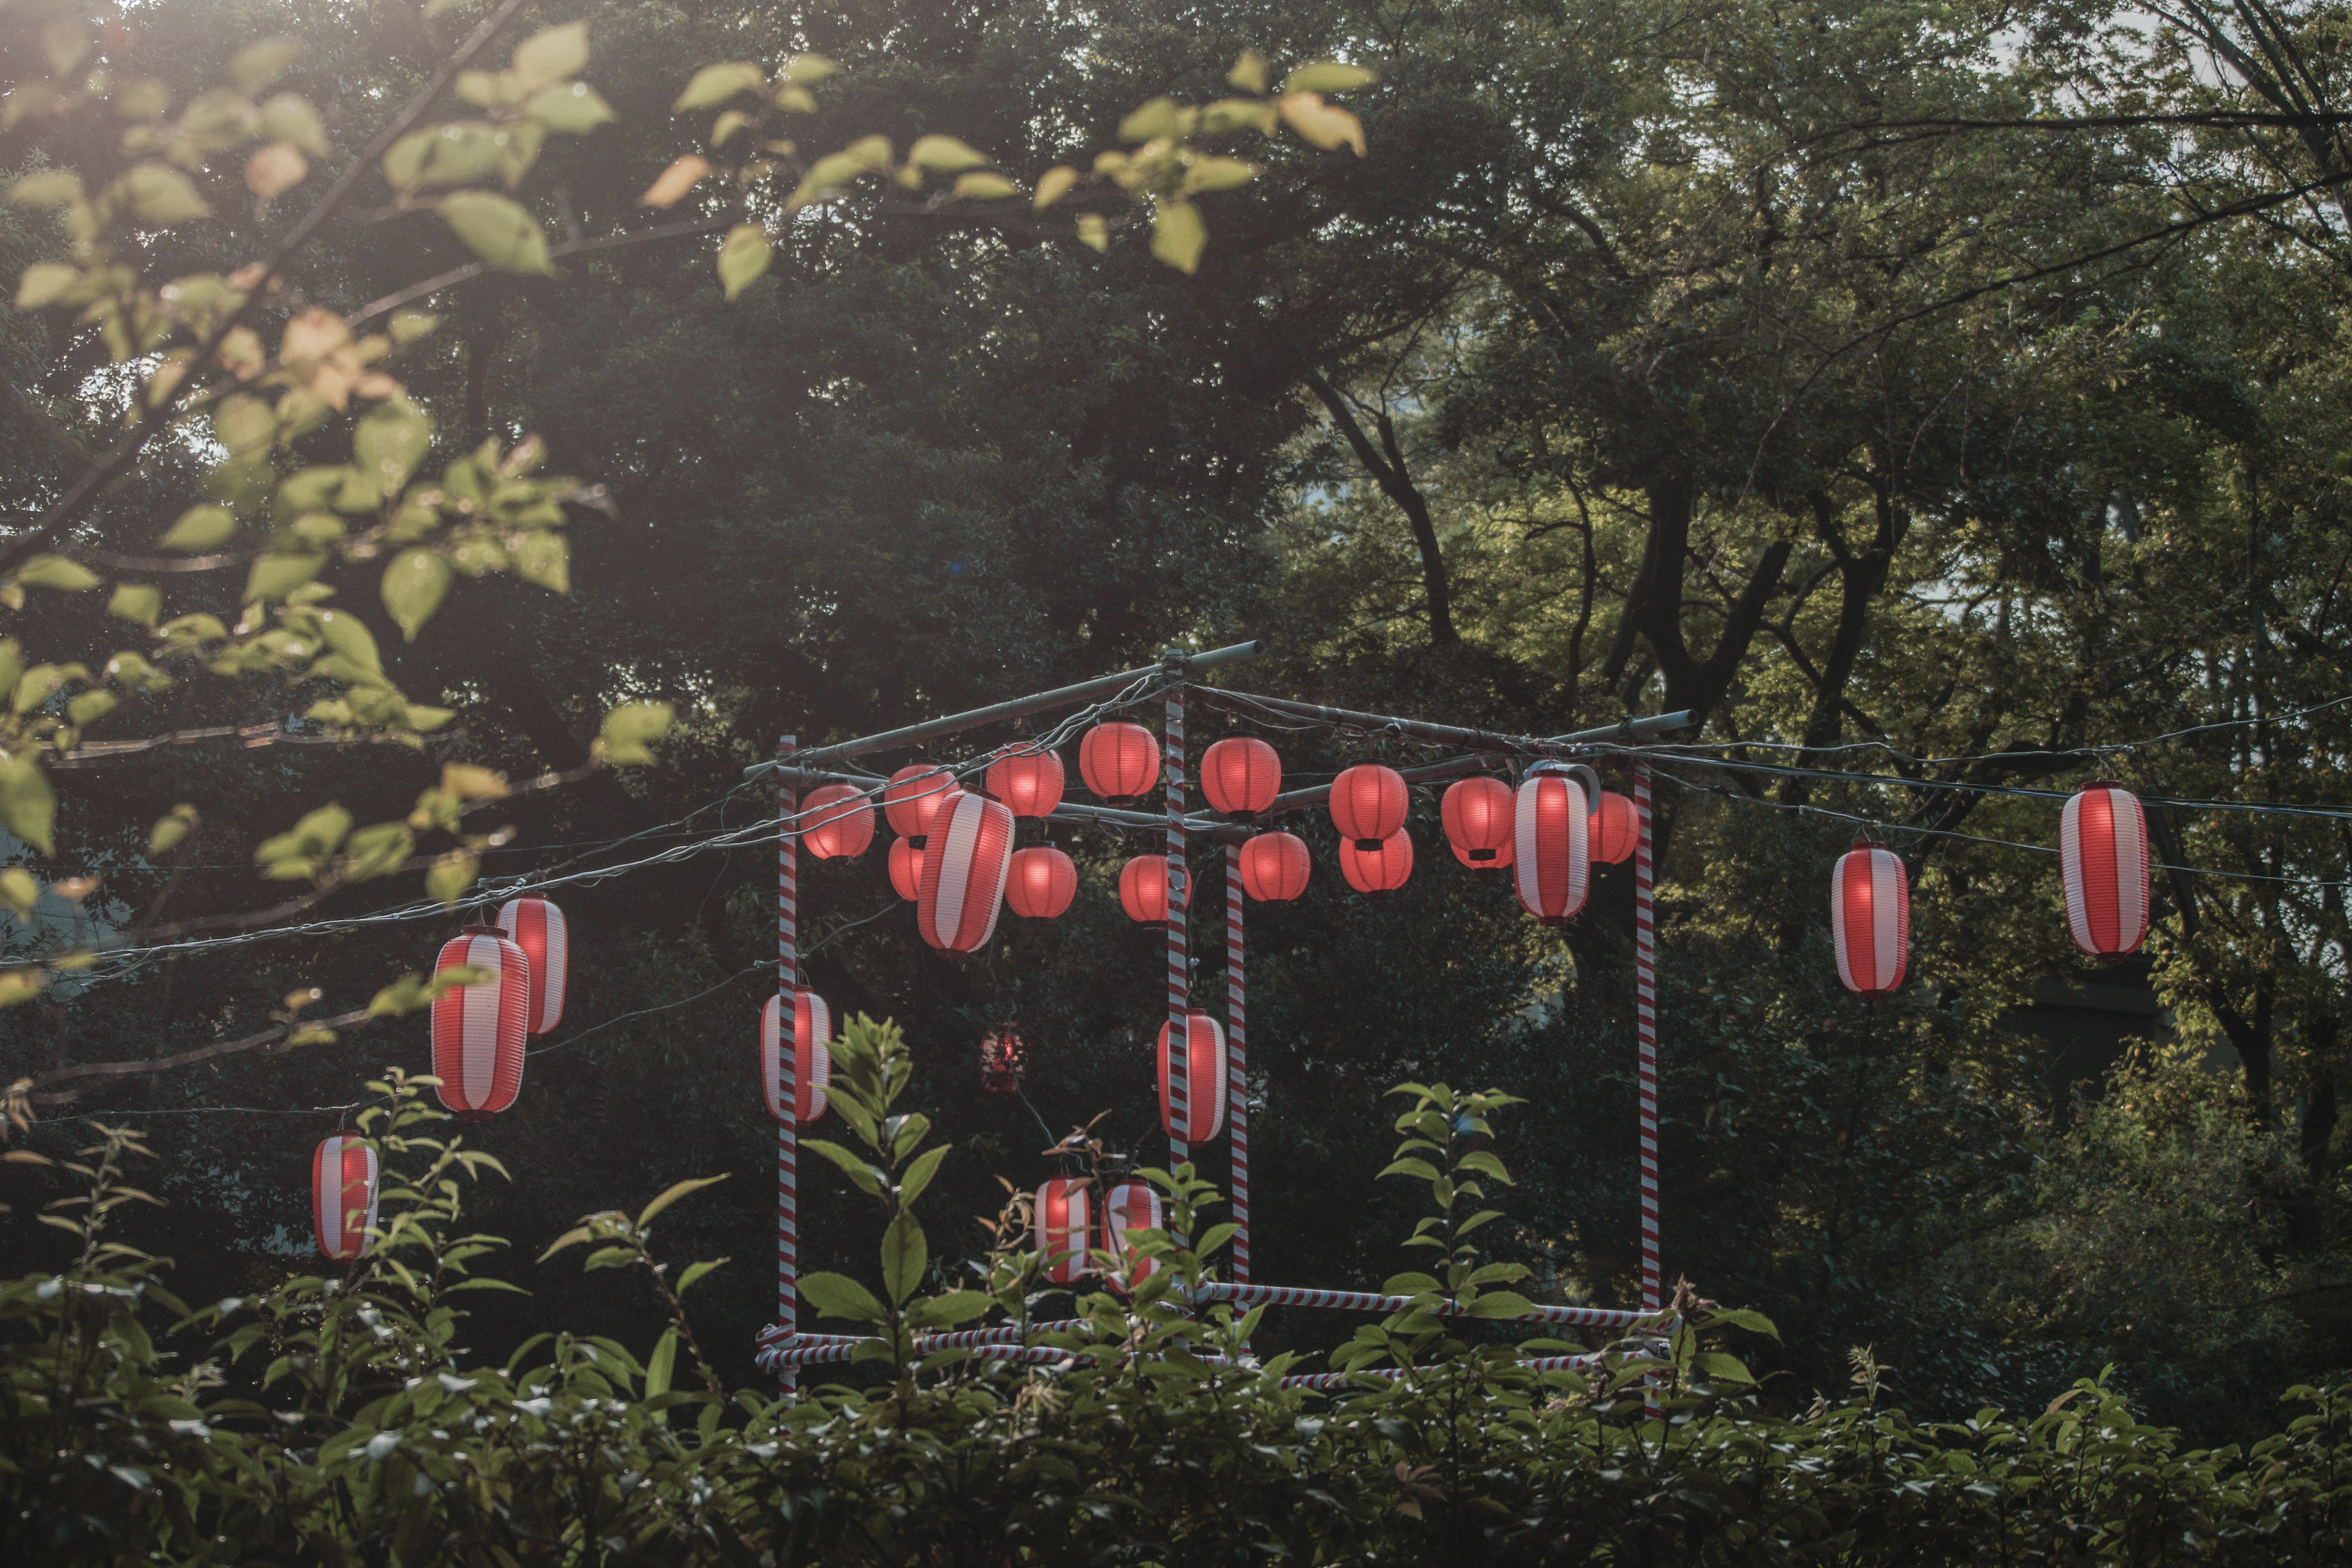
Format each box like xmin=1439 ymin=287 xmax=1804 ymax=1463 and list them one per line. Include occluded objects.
xmin=917 ymin=790 xmax=1016 ymax=952
xmin=2061 ymin=782 xmax=2149 ymax=957
xmin=494 ymin=895 xmax=568 ymax=1035
xmin=1441 ymin=775 xmax=1513 ymax=868
xmin=760 ymin=987 xmax=832 ymax=1123
xmin=1330 ymin=763 xmax=1408 ymax=848
xmin=1201 ymin=737 xmax=1281 ymax=816
xmin=883 ymin=764 xmax=954 ymax=840
xmin=311 ymin=1133 xmax=379 ymax=1262
xmin=1237 ymin=831 xmax=1310 ymax=902
xmin=801 ymin=783 xmax=876 ymax=860
xmin=431 ymin=926 xmax=529 ymax=1118
xmin=1340 ymin=828 xmax=1414 ymax=893
xmin=1033 ymin=1177 xmax=1092 ymax=1284
xmin=1079 ymin=721 xmax=1159 ymax=800
xmin=1512 ymin=771 xmax=1589 ymax=926
xmin=1119 ymin=853 xmax=1170 ymax=925
xmin=888 ymin=835 xmax=926 ymax=901
xmin=1832 ymin=842 xmax=1909 ymax=997
xmin=1589 ymin=791 xmax=1638 ymax=866
xmin=979 ymin=1023 xmax=1025 ymax=1093
xmin=986 ymin=747 xmax=1066 ymax=818
xmin=1099 ymin=1178 xmax=1164 ymax=1289
xmin=1157 ymin=1008 xmax=1228 ymax=1142
xmin=1005 ymin=845 xmax=1077 ymax=919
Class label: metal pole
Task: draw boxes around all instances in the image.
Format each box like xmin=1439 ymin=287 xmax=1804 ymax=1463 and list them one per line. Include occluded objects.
xmin=1634 ymin=764 xmax=1661 ymax=1315
xmin=777 ymin=733 xmax=799 ymax=1392
xmin=1164 ymin=655 xmax=1189 ymax=1170
xmin=1191 ymin=687 xmax=1695 ymax=760
xmin=1226 ymin=843 xmax=1249 ymax=1285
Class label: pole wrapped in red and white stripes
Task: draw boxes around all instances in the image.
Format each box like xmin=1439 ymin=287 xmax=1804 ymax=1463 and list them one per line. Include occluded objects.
xmin=1225 ymin=843 xmax=1250 ymax=1284
xmin=311 ymin=1133 xmax=379 ymax=1261
xmin=915 ymin=789 xmax=1016 ymax=953
xmin=1831 ymin=842 xmax=1909 ymax=997
xmin=1164 ymin=660 xmax=1189 ymax=1167
xmin=1197 ymin=1280 xmax=1653 ymax=1329
xmin=2060 ymin=782 xmax=2150 ymax=957
xmin=494 ymin=895 xmax=568 ymax=1035
xmin=430 ymin=927 xmax=529 ymax=1117
xmin=776 ymin=733 xmax=799 ymax=1390
xmin=1633 ymin=766 xmax=1661 ymax=1315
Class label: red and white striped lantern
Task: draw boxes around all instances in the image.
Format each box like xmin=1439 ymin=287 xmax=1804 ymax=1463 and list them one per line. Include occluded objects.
xmin=801 ymin=783 xmax=876 ymax=859
xmin=1034 ymin=1177 xmax=1092 ymax=1283
xmin=1340 ymin=828 xmax=1414 ymax=894
xmin=311 ymin=1133 xmax=379 ymax=1261
xmin=1831 ymin=842 xmax=1909 ymax=997
xmin=1120 ymin=853 xmax=1170 ymax=925
xmin=761 ymin=987 xmax=833 ymax=1123
xmin=1201 ymin=737 xmax=1281 ymax=816
xmin=495 ymin=895 xmax=567 ymax=1035
xmin=1005 ymin=845 xmax=1076 ymax=919
xmin=1330 ymin=763 xmax=1409 ymax=849
xmin=1157 ymin=1008 xmax=1227 ymax=1142
xmin=1441 ymin=775 xmax=1514 ymax=867
xmin=2061 ymin=782 xmax=2150 ymax=957
xmin=1237 ymin=831 xmax=1310 ymax=902
xmin=431 ymin=926 xmax=530 ymax=1118
xmin=916 ymin=790 xmax=1015 ymax=952
xmin=1589 ymin=791 xmax=1639 ymax=866
xmin=1079 ymin=721 xmax=1159 ymax=800
xmin=883 ymin=764 xmax=954 ymax=840
xmin=986 ymin=748 xmax=1066 ymax=818
xmin=1099 ymin=1178 xmax=1164 ymax=1289
xmin=888 ymin=837 xmax=925 ymax=901
xmin=1513 ymin=771 xmax=1589 ymax=926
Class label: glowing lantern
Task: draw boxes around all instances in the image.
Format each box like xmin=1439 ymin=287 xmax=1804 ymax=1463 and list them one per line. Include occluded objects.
xmin=1034 ymin=1177 xmax=1092 ymax=1284
xmin=1340 ymin=829 xmax=1414 ymax=894
xmin=801 ymin=783 xmax=876 ymax=860
xmin=760 ymin=987 xmax=833 ymax=1123
xmin=1589 ymin=791 xmax=1639 ymax=866
xmin=1512 ymin=771 xmax=1589 ymax=927
xmin=884 ymin=764 xmax=954 ymax=840
xmin=1005 ymin=845 xmax=1077 ymax=919
xmin=1119 ymin=854 xmax=1169 ymax=925
xmin=1831 ymin=843 xmax=1909 ymax=997
xmin=1079 ymin=721 xmax=1159 ymax=800
xmin=979 ymin=1023 xmax=1025 ymax=1093
xmin=986 ymin=747 xmax=1066 ymax=818
xmin=495 ymin=895 xmax=568 ymax=1035
xmin=431 ymin=926 xmax=529 ymax=1118
xmin=916 ymin=790 xmax=1015 ymax=952
xmin=1099 ymin=1178 xmax=1164 ymax=1289
xmin=1201 ymin=737 xmax=1281 ymax=816
xmin=1441 ymin=775 xmax=1514 ymax=867
xmin=311 ymin=1133 xmax=379 ymax=1262
xmin=888 ymin=836 xmax=925 ymax=901
xmin=1237 ymin=831 xmax=1310 ymax=902
xmin=1157 ymin=1008 xmax=1228 ymax=1142
xmin=2061 ymin=782 xmax=2150 ymax=957
xmin=1330 ymin=763 xmax=1408 ymax=848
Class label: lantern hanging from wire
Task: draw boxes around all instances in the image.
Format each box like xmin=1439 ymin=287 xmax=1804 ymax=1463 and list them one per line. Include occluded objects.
xmin=2061 ymin=781 xmax=2150 ymax=957
xmin=986 ymin=747 xmax=1066 ymax=818
xmin=1441 ymin=775 xmax=1514 ymax=867
xmin=801 ymin=783 xmax=876 ymax=860
xmin=1831 ymin=842 xmax=1909 ymax=997
xmin=1079 ymin=721 xmax=1159 ymax=800
xmin=1340 ymin=828 xmax=1414 ymax=894
xmin=1099 ymin=1178 xmax=1164 ymax=1289
xmin=1237 ymin=831 xmax=1310 ymax=902
xmin=1512 ymin=771 xmax=1589 ymax=926
xmin=888 ymin=836 xmax=925 ymax=901
xmin=1589 ymin=790 xmax=1640 ymax=866
xmin=1034 ymin=1177 xmax=1093 ymax=1284
xmin=760 ymin=987 xmax=833 ymax=1123
xmin=1005 ymin=845 xmax=1077 ymax=919
xmin=916 ymin=790 xmax=1016 ymax=952
xmin=1329 ymin=763 xmax=1409 ymax=848
xmin=1201 ymin=737 xmax=1281 ymax=817
xmin=1119 ymin=853 xmax=1170 ymax=925
xmin=311 ymin=1133 xmax=379 ymax=1262
xmin=431 ymin=926 xmax=530 ymax=1118
xmin=883 ymin=764 xmax=954 ymax=840
xmin=979 ymin=1023 xmax=1025 ymax=1093
xmin=495 ymin=895 xmax=568 ymax=1035
xmin=1157 ymin=1008 xmax=1229 ymax=1142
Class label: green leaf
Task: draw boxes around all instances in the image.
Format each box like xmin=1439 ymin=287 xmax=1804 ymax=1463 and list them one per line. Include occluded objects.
xmin=16 ymin=555 xmax=99 ymax=592
xmin=716 ymin=224 xmax=771 ymax=301
xmin=341 ymin=822 xmax=412 ymax=880
xmin=17 ymin=263 xmax=78 ymax=309
xmin=638 ymin=1174 xmax=730 ymax=1229
xmin=1466 ymin=1290 xmax=1539 ymax=1319
xmin=897 ymin=1144 xmax=949 ymax=1208
xmin=513 ymin=531 xmax=570 ymax=594
xmin=908 ymin=135 xmax=989 ymax=172
xmin=1120 ymin=97 xmax=1183 ymax=142
xmin=0 ymin=867 xmax=39 ymax=918
xmin=597 ymin=701 xmax=674 ymax=766
xmin=424 ymin=851 xmax=478 ymax=907
xmin=1227 ymin=50 xmax=1268 ymax=94
xmin=512 ymin=23 xmax=588 ymax=89
xmin=118 ymin=164 xmax=209 ymax=224
xmin=107 ymin=584 xmax=160 ymax=628
xmin=66 ymin=690 xmax=115 ymax=727
xmin=230 ymin=39 xmax=300 ymax=93
xmin=797 ymin=1270 xmax=886 ymax=1323
xmin=1284 ymin=62 xmax=1378 ymax=94
xmin=904 ymin=1289 xmax=993 ymax=1330
xmin=1455 ymin=1150 xmax=1513 ymax=1185
xmin=1696 ymin=1351 xmax=1756 ymax=1384
xmin=148 ymin=804 xmax=198 ymax=856
xmin=1706 ymin=1307 xmax=1781 ymax=1339
xmin=526 ymin=81 xmax=614 ymax=135
xmin=673 ymin=62 xmax=764 ymax=111
xmin=1377 ymin=1157 xmax=1442 ymax=1182
xmin=1150 ymin=200 xmax=1207 ymax=274
xmin=382 ymin=549 xmax=451 ymax=641
xmin=355 ymin=400 xmax=432 ymax=497
xmin=244 ymin=552 xmax=324 ymax=603
xmin=882 ymin=1211 xmax=926 ymax=1305
xmin=0 ymin=753 xmax=56 ymax=853
xmin=675 ymin=1257 xmax=728 ymax=1295
xmin=951 ymin=172 xmax=1018 ymax=202
xmin=802 ymin=1138 xmax=884 ymax=1196
xmin=1381 ymin=1271 xmax=1444 ymax=1295
xmin=642 ymin=1327 xmax=678 ymax=1397
xmin=437 ymin=191 xmax=554 ymax=276
xmin=260 ymin=94 xmax=328 ymax=156
xmin=9 ymin=172 xmax=82 ymax=208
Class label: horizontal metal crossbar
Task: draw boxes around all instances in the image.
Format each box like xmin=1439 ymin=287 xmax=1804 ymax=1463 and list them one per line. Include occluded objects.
xmin=1201 ymin=1281 xmax=1660 ymax=1330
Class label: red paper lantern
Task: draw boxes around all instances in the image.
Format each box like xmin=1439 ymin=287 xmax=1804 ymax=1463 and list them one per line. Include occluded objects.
xmin=1157 ymin=1008 xmax=1228 ymax=1142
xmin=311 ymin=1133 xmax=379 ymax=1262
xmin=1201 ymin=737 xmax=1281 ymax=816
xmin=917 ymin=790 xmax=1016 ymax=952
xmin=495 ymin=895 xmax=567 ymax=1035
xmin=884 ymin=764 xmax=954 ymax=839
xmin=1237 ymin=831 xmax=1310 ymax=902
xmin=1340 ymin=828 xmax=1414 ymax=894
xmin=986 ymin=747 xmax=1066 ymax=818
xmin=1099 ymin=1178 xmax=1164 ymax=1289
xmin=2061 ymin=782 xmax=2150 ymax=957
xmin=979 ymin=1023 xmax=1025 ymax=1093
xmin=431 ymin=927 xmax=529 ymax=1118
xmin=1079 ymin=721 xmax=1159 ymax=800
xmin=1005 ymin=845 xmax=1077 ymax=919
xmin=1832 ymin=843 xmax=1909 ymax=997
xmin=760 ymin=988 xmax=833 ymax=1123
xmin=1441 ymin=775 xmax=1514 ymax=868
xmin=888 ymin=836 xmax=925 ymax=901
xmin=1033 ymin=1177 xmax=1092 ymax=1284
xmin=1119 ymin=853 xmax=1169 ymax=925
xmin=801 ymin=783 xmax=876 ymax=860
xmin=1513 ymin=772 xmax=1589 ymax=926
xmin=1589 ymin=791 xmax=1639 ymax=866
xmin=1330 ymin=763 xmax=1408 ymax=848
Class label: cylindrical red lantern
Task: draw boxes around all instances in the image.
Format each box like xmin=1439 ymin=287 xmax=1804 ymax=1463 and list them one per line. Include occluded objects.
xmin=801 ymin=783 xmax=876 ymax=860
xmin=1099 ymin=1178 xmax=1164 ymax=1289
xmin=1201 ymin=737 xmax=1281 ymax=816
xmin=1157 ymin=1008 xmax=1228 ymax=1142
xmin=979 ymin=1023 xmax=1025 ymax=1093
xmin=1589 ymin=791 xmax=1638 ymax=866
xmin=1340 ymin=828 xmax=1414 ymax=894
xmin=916 ymin=790 xmax=1015 ymax=952
xmin=1832 ymin=843 xmax=1909 ymax=997
xmin=1079 ymin=721 xmax=1159 ymax=800
xmin=1005 ymin=845 xmax=1076 ymax=919
xmin=495 ymin=895 xmax=567 ymax=1035
xmin=1441 ymin=775 xmax=1513 ymax=867
xmin=1119 ymin=853 xmax=1169 ymax=925
xmin=986 ymin=747 xmax=1066 ymax=818
xmin=888 ymin=836 xmax=926 ymax=901
xmin=761 ymin=987 xmax=833 ymax=1123
xmin=1330 ymin=763 xmax=1408 ymax=849
xmin=431 ymin=927 xmax=529 ymax=1118
xmin=2061 ymin=782 xmax=2149 ymax=957
xmin=1033 ymin=1177 xmax=1092 ymax=1284
xmin=883 ymin=764 xmax=954 ymax=840
xmin=1512 ymin=771 xmax=1589 ymax=926
xmin=311 ymin=1133 xmax=379 ymax=1262
xmin=1237 ymin=831 xmax=1310 ymax=902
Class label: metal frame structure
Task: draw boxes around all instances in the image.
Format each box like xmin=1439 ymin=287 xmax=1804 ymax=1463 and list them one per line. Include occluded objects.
xmin=746 ymin=643 xmax=1691 ymax=1382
